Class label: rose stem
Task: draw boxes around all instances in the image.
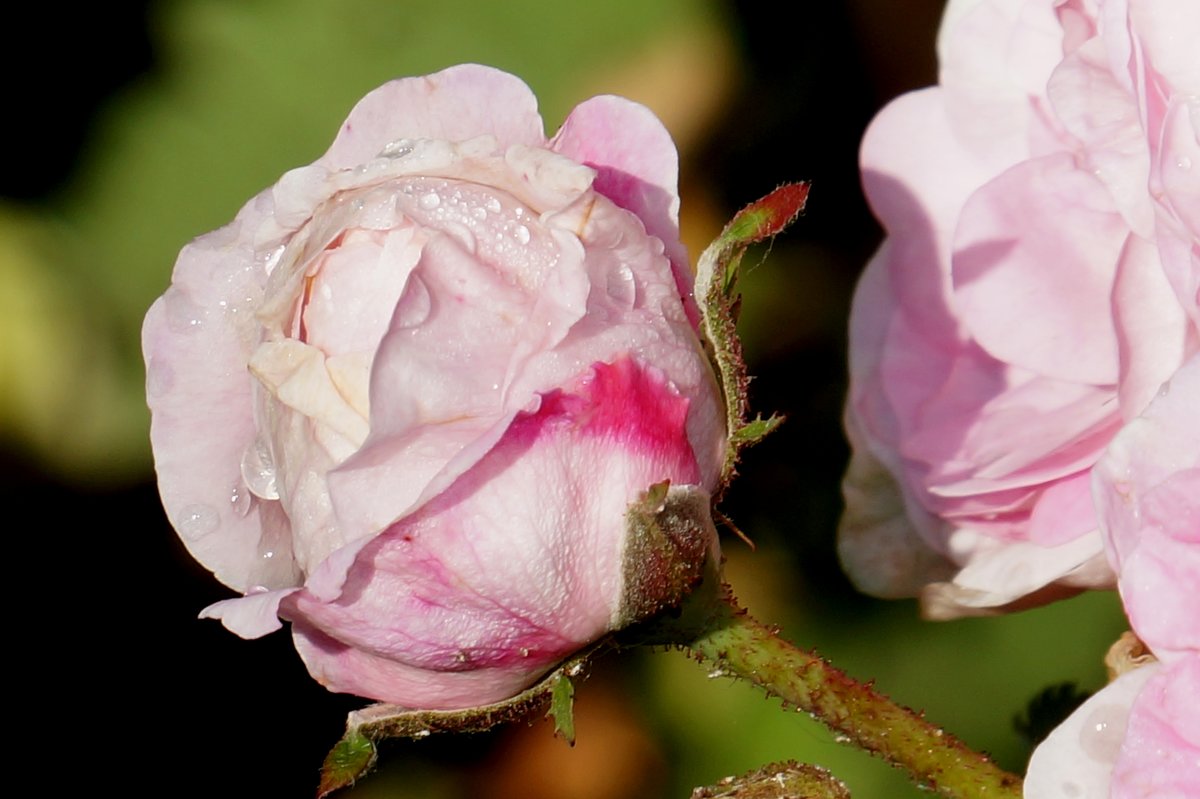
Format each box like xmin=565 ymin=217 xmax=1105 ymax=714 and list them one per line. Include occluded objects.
xmin=682 ymin=585 xmax=1023 ymax=799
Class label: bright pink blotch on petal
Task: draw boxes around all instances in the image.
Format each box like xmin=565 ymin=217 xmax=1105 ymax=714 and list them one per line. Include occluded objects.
xmin=284 ymin=358 xmax=700 ymax=708
xmin=144 ymin=65 xmax=725 ymax=709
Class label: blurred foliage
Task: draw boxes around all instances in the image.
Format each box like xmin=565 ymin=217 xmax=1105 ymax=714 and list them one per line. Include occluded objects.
xmin=8 ymin=1 xmax=1129 ymax=798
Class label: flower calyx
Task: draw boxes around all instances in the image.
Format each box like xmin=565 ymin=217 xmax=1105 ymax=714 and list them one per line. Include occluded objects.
xmin=695 ymin=183 xmax=810 ymax=490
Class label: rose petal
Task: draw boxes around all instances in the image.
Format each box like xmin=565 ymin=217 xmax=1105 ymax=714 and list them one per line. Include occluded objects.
xmin=550 ymin=95 xmax=689 ymax=297
xmin=1112 ymin=232 xmax=1191 ymax=418
xmin=1027 ymin=471 xmax=1098 ymax=547
xmin=921 ymin=529 xmax=1109 ymax=619
xmin=536 ymin=193 xmax=724 ymax=489
xmin=302 ymin=224 xmax=423 ymax=359
xmin=144 ymin=202 xmax=300 ymax=594
xmin=1111 ymin=656 xmax=1200 ymax=799
xmin=1156 ymin=99 xmax=1200 ymax=243
xmin=1094 ymin=354 xmax=1200 ymax=659
xmin=1130 ymin=3 xmax=1200 ymax=101
xmin=861 ymin=88 xmax=987 ymax=343
xmin=1025 ymin=662 xmax=1158 ymax=799
xmin=936 ymin=0 xmax=1063 ymax=165
xmin=328 ymin=211 xmax=587 ymax=544
xmin=319 ymin=64 xmax=545 ymax=171
xmin=1048 ymin=39 xmax=1154 ymax=237
xmin=200 ymin=588 xmax=297 ymax=639
xmin=952 ymin=154 xmax=1125 ymax=385
xmin=838 ymin=412 xmax=958 ymax=598
xmin=286 ymin=357 xmax=699 ymax=706
xmin=902 ymin=354 xmax=1119 ymax=499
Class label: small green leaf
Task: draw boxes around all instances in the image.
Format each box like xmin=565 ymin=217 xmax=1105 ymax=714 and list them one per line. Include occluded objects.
xmin=730 ymin=415 xmax=785 ymax=447
xmin=317 ymin=728 xmax=376 ymax=798
xmin=547 ymin=674 xmax=577 ymax=745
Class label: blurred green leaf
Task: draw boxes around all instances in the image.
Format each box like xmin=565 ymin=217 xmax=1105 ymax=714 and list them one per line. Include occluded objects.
xmin=548 ymin=675 xmax=577 ymax=745
xmin=319 ymin=728 xmax=377 ymax=799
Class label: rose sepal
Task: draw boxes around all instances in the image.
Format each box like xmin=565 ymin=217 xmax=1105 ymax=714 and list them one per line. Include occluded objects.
xmin=694 ymin=183 xmax=810 ymax=488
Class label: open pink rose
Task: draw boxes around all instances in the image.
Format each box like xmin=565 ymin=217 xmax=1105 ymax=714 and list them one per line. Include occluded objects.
xmin=1026 ymin=355 xmax=1199 ymax=798
xmin=840 ymin=0 xmax=1200 ymax=617
xmin=143 ymin=65 xmax=725 ymax=708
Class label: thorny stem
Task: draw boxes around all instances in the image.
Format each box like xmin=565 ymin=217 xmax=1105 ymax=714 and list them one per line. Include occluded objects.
xmin=681 ymin=584 xmax=1023 ymax=799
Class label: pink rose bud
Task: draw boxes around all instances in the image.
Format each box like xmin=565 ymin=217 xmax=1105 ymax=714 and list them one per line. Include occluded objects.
xmin=841 ymin=0 xmax=1200 ymax=618
xmin=143 ymin=65 xmax=726 ymax=709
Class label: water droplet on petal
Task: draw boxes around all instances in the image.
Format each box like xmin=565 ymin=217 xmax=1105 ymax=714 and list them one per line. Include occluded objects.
xmin=380 ymin=138 xmax=415 ymax=159
xmin=485 ymin=197 xmax=502 ymax=214
xmin=1177 ymin=156 xmax=1192 ymax=171
xmin=178 ymin=504 xmax=219 ymax=540
xmin=257 ymin=244 xmax=286 ymax=275
xmin=230 ymin=481 xmax=253 ymax=517
xmin=242 ymin=439 xmax=280 ymax=500
xmin=513 ymin=224 xmax=530 ymax=245
xmin=1078 ymin=704 xmax=1128 ymax=764
xmin=471 ymin=206 xmax=487 ymax=221
xmin=393 ymin=273 xmax=432 ymax=329
xmin=606 ymin=264 xmax=636 ymax=308
xmin=419 ymin=192 xmax=441 ymax=210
